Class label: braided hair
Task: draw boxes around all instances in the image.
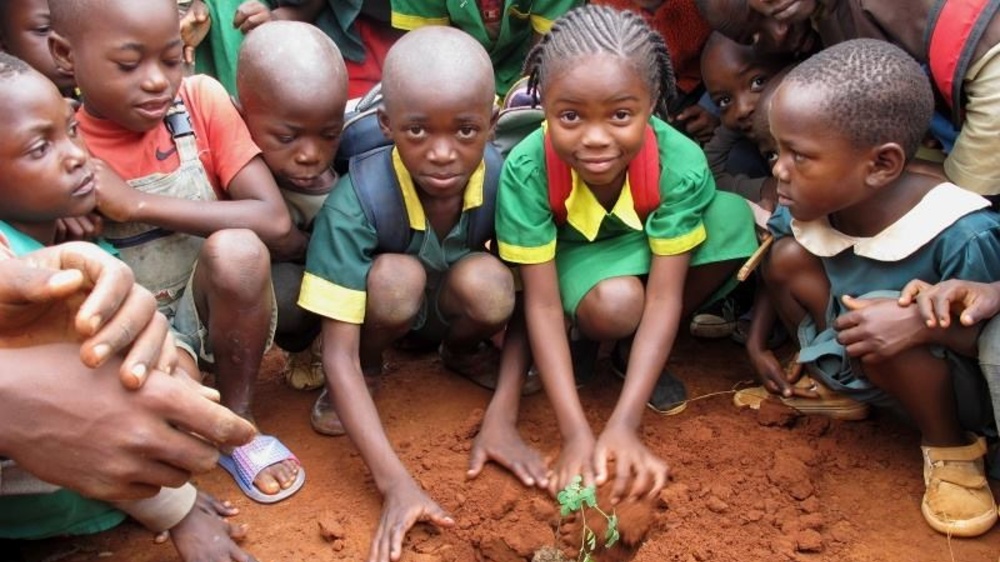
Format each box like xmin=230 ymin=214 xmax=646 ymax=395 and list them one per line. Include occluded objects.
xmin=523 ymin=5 xmax=677 ymax=118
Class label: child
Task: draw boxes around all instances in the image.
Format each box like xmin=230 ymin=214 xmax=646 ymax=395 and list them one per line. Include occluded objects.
xmin=297 ymin=26 xmax=525 ymax=561
xmin=495 ymin=5 xmax=758 ymax=499
xmin=0 ymin=0 xmax=75 ymax=96
xmin=0 ymin=53 xmax=256 ymax=562
xmin=389 ymin=0 xmax=582 ymax=96
xmin=755 ymin=39 xmax=1000 ymax=537
xmin=48 ymin=0 xmax=306 ymax=503
xmin=696 ymin=0 xmax=1000 ymax=199
xmin=700 ymin=32 xmax=791 ymax=204
xmin=236 ymin=21 xmax=349 ymax=390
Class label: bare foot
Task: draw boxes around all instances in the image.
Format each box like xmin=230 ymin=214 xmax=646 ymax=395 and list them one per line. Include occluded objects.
xmin=468 ymin=413 xmax=548 ymax=488
xmin=252 ymin=459 xmax=300 ymax=495
xmin=169 ymin=490 xmax=255 ymax=562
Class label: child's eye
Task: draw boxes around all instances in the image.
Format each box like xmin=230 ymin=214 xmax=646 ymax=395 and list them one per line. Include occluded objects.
xmin=32 ymin=25 xmax=51 ymax=36
xmin=164 ymin=57 xmax=183 ymax=68
xmin=322 ymin=131 xmax=341 ymax=141
xmin=275 ymin=134 xmax=295 ymax=144
xmin=750 ymin=76 xmax=768 ymax=91
xmin=764 ymin=150 xmax=778 ymax=164
xmin=67 ymin=121 xmax=80 ymax=137
xmin=715 ymin=96 xmax=731 ymax=110
xmin=405 ymin=126 xmax=426 ymax=138
xmin=612 ymin=109 xmax=632 ymax=121
xmin=28 ymin=141 xmax=51 ymax=159
xmin=456 ymin=126 xmax=478 ymax=139
xmin=558 ymin=111 xmax=579 ymax=124
xmin=115 ymin=61 xmax=139 ymax=72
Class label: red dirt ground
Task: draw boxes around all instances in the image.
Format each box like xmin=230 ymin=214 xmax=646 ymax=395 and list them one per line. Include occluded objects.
xmin=19 ymin=335 xmax=1000 ymax=562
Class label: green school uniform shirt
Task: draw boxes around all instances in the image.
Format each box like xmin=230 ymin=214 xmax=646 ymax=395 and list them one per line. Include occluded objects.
xmin=389 ymin=0 xmax=581 ymax=95
xmin=299 ymin=147 xmax=490 ymax=324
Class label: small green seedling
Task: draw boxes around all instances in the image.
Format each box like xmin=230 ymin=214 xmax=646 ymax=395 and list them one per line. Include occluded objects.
xmin=556 ymin=476 xmax=620 ymax=562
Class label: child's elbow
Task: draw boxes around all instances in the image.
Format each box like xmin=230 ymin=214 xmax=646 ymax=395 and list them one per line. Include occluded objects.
xmin=261 ymin=215 xmax=307 ymax=261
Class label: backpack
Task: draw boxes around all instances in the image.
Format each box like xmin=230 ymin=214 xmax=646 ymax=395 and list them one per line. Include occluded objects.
xmin=925 ymin=0 xmax=1000 ymax=125
xmin=348 ymin=143 xmax=503 ymax=254
xmin=334 ymin=83 xmax=390 ymax=173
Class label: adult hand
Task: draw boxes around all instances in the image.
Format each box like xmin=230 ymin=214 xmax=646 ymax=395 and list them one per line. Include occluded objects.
xmin=0 ymin=343 xmax=255 ymax=501
xmin=0 ymin=242 xmax=175 ymax=388
xmin=368 ymin=478 xmax=454 ymax=562
xmin=593 ymin=424 xmax=668 ymax=504
xmin=899 ymin=279 xmax=1000 ymax=328
xmin=670 ymin=105 xmax=718 ymax=145
xmin=834 ymin=295 xmax=927 ymax=362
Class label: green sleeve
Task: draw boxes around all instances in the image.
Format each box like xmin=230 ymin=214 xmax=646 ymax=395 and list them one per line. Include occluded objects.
xmin=645 ymin=116 xmax=714 ymax=255
xmin=390 ymin=0 xmax=450 ymax=30
xmin=299 ymin=175 xmax=379 ymax=324
xmin=496 ymin=130 xmax=558 ymax=264
xmin=530 ymin=0 xmax=584 ymax=33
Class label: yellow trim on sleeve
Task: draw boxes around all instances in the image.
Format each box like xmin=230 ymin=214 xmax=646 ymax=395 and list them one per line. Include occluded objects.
xmin=390 ymin=12 xmax=450 ymax=30
xmin=530 ymin=14 xmax=556 ymax=34
xmin=648 ymin=224 xmax=707 ymax=255
xmin=297 ymin=272 xmax=367 ymax=324
xmin=498 ymin=239 xmax=557 ymax=264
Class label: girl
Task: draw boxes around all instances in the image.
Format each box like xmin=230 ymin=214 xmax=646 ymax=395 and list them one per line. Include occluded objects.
xmin=495 ymin=5 xmax=758 ymax=501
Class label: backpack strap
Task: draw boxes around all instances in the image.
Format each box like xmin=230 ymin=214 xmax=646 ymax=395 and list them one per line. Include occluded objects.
xmin=925 ymin=0 xmax=1000 ymax=125
xmin=465 ymin=143 xmax=502 ymax=249
xmin=348 ymin=146 xmax=411 ymax=254
xmin=544 ymin=124 xmax=661 ymax=225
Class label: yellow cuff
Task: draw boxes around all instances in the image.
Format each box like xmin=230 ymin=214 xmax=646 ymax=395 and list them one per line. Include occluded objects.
xmin=298 ymin=272 xmax=367 ymax=324
xmin=649 ymin=224 xmax=706 ymax=255
xmin=530 ymin=14 xmax=556 ymax=34
xmin=391 ymin=12 xmax=450 ymax=30
xmin=498 ymin=240 xmax=556 ymax=264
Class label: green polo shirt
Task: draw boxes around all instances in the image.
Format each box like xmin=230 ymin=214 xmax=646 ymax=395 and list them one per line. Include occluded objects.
xmin=390 ymin=0 xmax=582 ymax=95
xmin=299 ymin=147 xmax=490 ymax=324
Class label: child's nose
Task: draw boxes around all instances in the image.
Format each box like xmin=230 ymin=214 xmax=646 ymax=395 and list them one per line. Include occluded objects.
xmin=427 ymin=137 xmax=456 ymax=164
xmin=141 ymin=65 xmax=170 ymax=93
xmin=581 ymin=124 xmax=611 ymax=147
xmin=295 ymin=141 xmax=320 ymax=165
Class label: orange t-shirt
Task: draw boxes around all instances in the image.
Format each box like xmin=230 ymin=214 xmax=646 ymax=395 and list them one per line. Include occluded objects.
xmin=77 ymin=75 xmax=261 ymax=198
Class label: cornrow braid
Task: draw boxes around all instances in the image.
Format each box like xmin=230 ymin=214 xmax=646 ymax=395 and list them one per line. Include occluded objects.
xmin=523 ymin=5 xmax=677 ymax=118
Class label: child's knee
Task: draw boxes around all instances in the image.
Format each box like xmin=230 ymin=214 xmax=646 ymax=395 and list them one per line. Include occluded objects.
xmin=443 ymin=254 xmax=515 ymax=327
xmin=577 ymin=276 xmax=644 ymax=340
xmin=198 ymin=230 xmax=271 ymax=298
xmin=366 ymin=254 xmax=426 ymax=327
xmin=764 ymin=237 xmax=817 ymax=286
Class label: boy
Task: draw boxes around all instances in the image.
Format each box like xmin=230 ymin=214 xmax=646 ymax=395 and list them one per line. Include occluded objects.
xmin=236 ymin=20 xmax=349 ymax=391
xmin=759 ymin=39 xmax=1000 ymax=537
xmin=695 ymin=0 xmax=1000 ymax=198
xmin=389 ymin=0 xmax=582 ymax=96
xmin=0 ymin=0 xmax=74 ymax=96
xmin=0 ymin=53 xmax=255 ymax=561
xmin=298 ymin=26 xmax=522 ymax=561
xmin=48 ymin=0 xmax=306 ymax=503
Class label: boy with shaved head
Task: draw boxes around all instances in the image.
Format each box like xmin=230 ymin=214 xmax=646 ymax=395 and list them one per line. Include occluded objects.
xmin=236 ymin=21 xmax=349 ymax=391
xmin=47 ymin=0 xmax=307 ymax=504
xmin=297 ymin=26 xmax=538 ymax=562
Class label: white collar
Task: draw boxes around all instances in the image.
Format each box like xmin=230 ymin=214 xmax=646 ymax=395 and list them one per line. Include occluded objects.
xmin=791 ymin=183 xmax=990 ymax=261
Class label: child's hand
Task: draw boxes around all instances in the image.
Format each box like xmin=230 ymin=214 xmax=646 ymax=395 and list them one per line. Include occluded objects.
xmin=669 ymin=105 xmax=718 ymax=145
xmin=93 ymin=160 xmax=141 ymax=223
xmin=899 ymin=279 xmax=1000 ymax=328
xmin=369 ymin=479 xmax=454 ymax=562
xmin=233 ymin=1 xmax=272 ymax=33
xmin=467 ymin=411 xmax=549 ymax=488
xmin=593 ymin=424 xmax=668 ymax=504
xmin=834 ymin=295 xmax=927 ymax=363
xmin=547 ymin=431 xmax=596 ymax=497
xmin=180 ymin=0 xmax=211 ymax=65
xmin=747 ymin=346 xmax=795 ymax=397
xmin=55 ymin=213 xmax=104 ymax=243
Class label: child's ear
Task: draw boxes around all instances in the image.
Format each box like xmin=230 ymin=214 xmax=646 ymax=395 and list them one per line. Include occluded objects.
xmin=48 ymin=32 xmax=74 ymax=75
xmin=865 ymin=142 xmax=906 ymax=188
xmin=377 ymin=107 xmax=392 ymax=139
xmin=489 ymin=105 xmax=499 ymax=134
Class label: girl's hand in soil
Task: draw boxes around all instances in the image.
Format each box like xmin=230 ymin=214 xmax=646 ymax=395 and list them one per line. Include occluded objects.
xmin=747 ymin=345 xmax=794 ymax=397
xmin=468 ymin=412 xmax=549 ymax=488
xmin=548 ymin=431 xmax=596 ymax=497
xmin=899 ymin=279 xmax=1000 ymax=328
xmin=370 ymin=479 xmax=454 ymax=562
xmin=594 ymin=424 xmax=668 ymax=504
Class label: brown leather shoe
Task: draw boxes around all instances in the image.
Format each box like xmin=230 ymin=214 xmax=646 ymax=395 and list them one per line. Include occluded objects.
xmin=921 ymin=435 xmax=998 ymax=537
xmin=440 ymin=342 xmax=543 ymax=395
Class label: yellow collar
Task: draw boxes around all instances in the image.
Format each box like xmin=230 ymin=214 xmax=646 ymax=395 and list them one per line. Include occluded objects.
xmin=391 ymin=148 xmax=486 ymax=231
xmin=565 ymin=170 xmax=644 ymax=241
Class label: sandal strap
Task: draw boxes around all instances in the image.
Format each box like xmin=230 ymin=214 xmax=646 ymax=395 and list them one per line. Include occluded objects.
xmin=923 ymin=437 xmax=986 ymax=463
xmin=230 ymin=435 xmax=298 ymax=485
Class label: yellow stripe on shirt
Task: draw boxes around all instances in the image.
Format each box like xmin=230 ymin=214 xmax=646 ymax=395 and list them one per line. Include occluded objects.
xmin=648 ymin=223 xmax=706 ymax=255
xmin=498 ymin=239 xmax=557 ymax=264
